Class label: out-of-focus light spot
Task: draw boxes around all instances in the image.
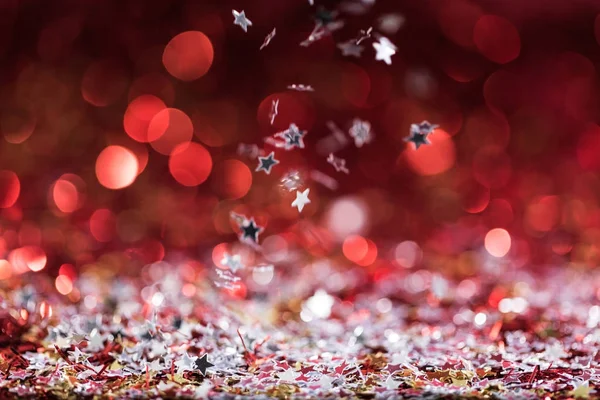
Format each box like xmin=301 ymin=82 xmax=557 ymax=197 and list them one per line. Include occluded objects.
xmin=81 ymin=59 xmax=128 ymax=107
xmin=473 ymin=15 xmax=520 ymax=64
xmin=129 ymin=73 xmax=175 ymax=105
xmin=376 ymin=297 xmax=392 ymax=313
xmin=52 ymin=179 xmax=79 ymax=213
xmin=55 ymin=275 xmax=73 ymax=295
xmin=325 ymin=197 xmax=368 ymax=240
xmin=1 ymin=109 xmax=35 ymax=144
xmin=341 ymin=63 xmax=371 ymax=107
xmin=89 ymin=209 xmax=116 ymax=242
xmin=404 ymin=129 xmax=455 ymax=176
xmin=473 ymin=146 xmax=511 ymax=188
xmin=357 ymin=239 xmax=378 ymax=266
xmin=151 ymin=292 xmax=164 ymax=306
xmin=39 ymin=301 xmax=52 ymax=319
xmin=0 ymin=170 xmax=20 ymax=208
xmin=437 ymin=0 xmax=482 ymax=47
xmin=23 ymin=246 xmax=46 ymax=272
xmin=457 ymin=279 xmax=477 ymax=299
xmin=84 ymin=295 xmax=97 ymax=309
xmin=525 ymin=196 xmax=560 ymax=233
xmin=95 ymin=146 xmax=139 ymax=190
xmin=211 ymin=159 xmax=252 ymax=199
xmin=512 ymin=297 xmax=528 ymax=313
xmin=162 ymin=31 xmax=214 ymax=81
xmin=474 ymin=312 xmax=487 ymax=326
xmin=343 ymin=235 xmax=368 ymax=263
xmin=192 ymin=101 xmax=239 ymax=147
xmin=303 ymin=290 xmax=335 ymax=319
xmin=123 ymin=95 xmax=166 ymax=143
xmin=262 ymin=235 xmax=288 ymax=263
xmin=0 ymin=260 xmax=12 ymax=279
xmin=498 ymin=298 xmax=512 ymax=313
xmin=394 ymin=241 xmax=422 ymax=268
xmin=148 ymin=108 xmax=193 ymax=155
xmin=168 ymin=142 xmax=212 ymax=186
xmin=485 ymin=228 xmax=511 ymax=258
xmin=212 ymin=243 xmax=229 ymax=268
xmin=461 ymin=180 xmax=490 ymax=214
xmin=253 ymin=265 xmax=274 ymax=286
xmin=577 ymin=125 xmax=600 ymax=171
xmin=182 ymin=283 xmax=196 ymax=297
xmin=58 ymin=264 xmax=76 ymax=280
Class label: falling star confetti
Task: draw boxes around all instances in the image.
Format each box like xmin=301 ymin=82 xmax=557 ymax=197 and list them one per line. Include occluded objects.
xmin=239 ymin=217 xmax=263 ymax=243
xmin=373 ymin=36 xmax=397 ymax=65
xmin=194 ymin=354 xmax=214 ymax=376
xmin=411 ymin=120 xmax=439 ymax=136
xmin=280 ymin=170 xmax=303 ymax=192
xmin=255 ymin=151 xmax=280 ymax=174
xmin=232 ymin=10 xmax=252 ymax=32
xmin=260 ymin=28 xmax=276 ymax=50
xmin=356 ymin=26 xmax=373 ymax=44
xmin=292 ymin=188 xmax=311 ymax=212
xmin=221 ymin=252 xmax=245 ymax=273
xmin=349 ymin=118 xmax=373 ymax=147
xmin=327 ymin=153 xmax=349 ymax=174
xmin=269 ymin=98 xmax=279 ymax=125
xmin=337 ymin=40 xmax=364 ymax=57
xmin=404 ymin=130 xmax=431 ymax=149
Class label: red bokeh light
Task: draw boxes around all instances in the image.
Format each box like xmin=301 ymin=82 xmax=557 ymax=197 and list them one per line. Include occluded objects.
xmin=95 ymin=146 xmax=139 ymax=190
xmin=168 ymin=142 xmax=212 ymax=186
xmin=162 ymin=31 xmax=214 ymax=81
xmin=89 ymin=209 xmax=117 ymax=243
xmin=404 ymin=129 xmax=456 ymax=176
xmin=123 ymin=95 xmax=167 ymax=143
xmin=485 ymin=228 xmax=511 ymax=257
xmin=1 ymin=109 xmax=35 ymax=144
xmin=0 ymin=170 xmax=20 ymax=208
xmin=52 ymin=179 xmax=79 ymax=213
xmin=81 ymin=59 xmax=128 ymax=107
xmin=473 ymin=15 xmax=521 ymax=64
xmin=148 ymin=108 xmax=193 ymax=155
xmin=129 ymin=73 xmax=175 ymax=105
xmin=211 ymin=159 xmax=252 ymax=199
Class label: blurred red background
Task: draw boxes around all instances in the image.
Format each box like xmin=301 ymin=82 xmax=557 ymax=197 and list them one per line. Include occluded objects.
xmin=2 ymin=0 xmax=600 ymax=292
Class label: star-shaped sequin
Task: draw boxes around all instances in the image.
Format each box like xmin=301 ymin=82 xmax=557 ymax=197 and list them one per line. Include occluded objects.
xmin=327 ymin=153 xmax=349 ymax=174
xmin=221 ymin=253 xmax=245 ymax=273
xmin=240 ymin=218 xmax=263 ymax=243
xmin=232 ymin=10 xmax=252 ymax=32
xmin=349 ymin=118 xmax=373 ymax=147
xmin=194 ymin=353 xmax=214 ymax=376
xmin=292 ymin=188 xmax=311 ymax=213
xmin=403 ymin=131 xmax=430 ymax=150
xmin=269 ymin=98 xmax=279 ymax=125
xmin=256 ymin=151 xmax=279 ymax=174
xmin=337 ymin=40 xmax=364 ymax=57
xmin=410 ymin=120 xmax=438 ymax=136
xmin=175 ymin=352 xmax=197 ymax=375
xmin=281 ymin=123 xmax=306 ymax=150
xmin=373 ymin=36 xmax=396 ymax=65
xmin=260 ymin=28 xmax=276 ymax=50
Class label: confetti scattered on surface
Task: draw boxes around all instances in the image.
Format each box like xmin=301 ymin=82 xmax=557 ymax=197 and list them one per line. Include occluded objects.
xmin=2 ymin=0 xmax=600 ymax=398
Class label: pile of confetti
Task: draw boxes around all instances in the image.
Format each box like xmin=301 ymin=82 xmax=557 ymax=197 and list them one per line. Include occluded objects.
xmin=2 ymin=0 xmax=600 ymax=398
xmin=0 ymin=265 xmax=599 ymax=398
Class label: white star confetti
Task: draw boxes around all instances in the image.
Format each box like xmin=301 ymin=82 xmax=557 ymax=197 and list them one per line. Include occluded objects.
xmin=232 ymin=10 xmax=252 ymax=32
xmin=260 ymin=28 xmax=276 ymax=50
xmin=373 ymin=36 xmax=397 ymax=65
xmin=349 ymin=118 xmax=373 ymax=147
xmin=291 ymin=188 xmax=311 ymax=213
xmin=280 ymin=170 xmax=303 ymax=192
xmin=327 ymin=153 xmax=349 ymax=174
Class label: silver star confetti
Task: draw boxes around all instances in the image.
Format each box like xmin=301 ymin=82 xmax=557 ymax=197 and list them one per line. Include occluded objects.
xmin=232 ymin=10 xmax=252 ymax=32
xmin=337 ymin=40 xmax=364 ymax=58
xmin=260 ymin=28 xmax=276 ymax=50
xmin=349 ymin=118 xmax=373 ymax=147
xmin=255 ymin=151 xmax=280 ymax=174
xmin=327 ymin=153 xmax=349 ymax=174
